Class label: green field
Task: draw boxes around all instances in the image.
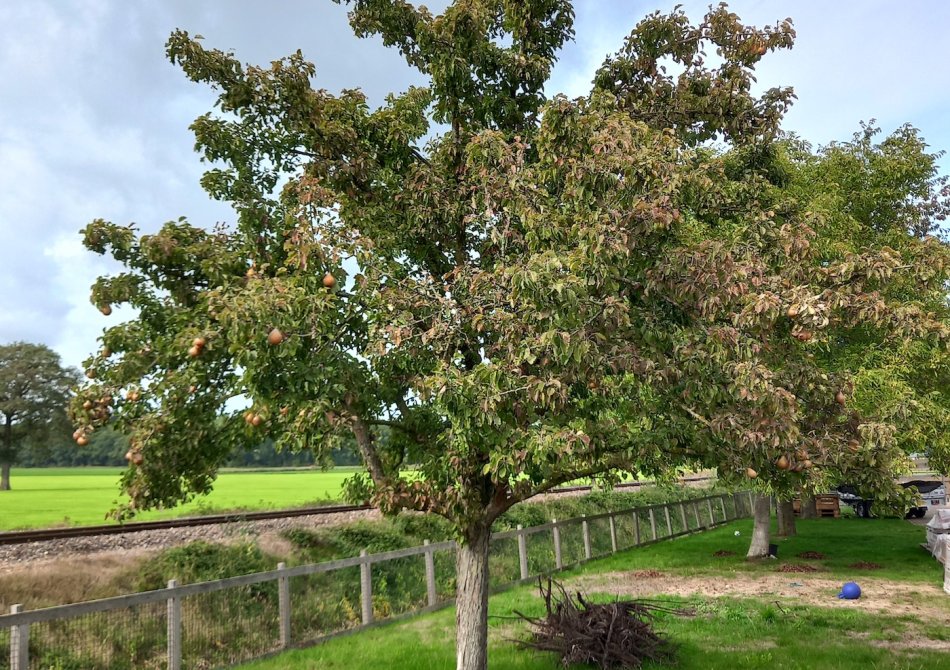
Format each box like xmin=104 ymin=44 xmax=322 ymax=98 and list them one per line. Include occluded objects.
xmin=0 ymin=467 xmax=359 ymax=530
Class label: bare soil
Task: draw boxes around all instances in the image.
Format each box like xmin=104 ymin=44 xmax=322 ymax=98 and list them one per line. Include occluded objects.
xmin=631 ymin=569 xmax=665 ymax=578
xmin=775 ymin=563 xmax=822 ymax=573
xmin=848 ymin=631 xmax=950 ymax=652
xmin=847 ymin=561 xmax=884 ymax=570
xmin=571 ymin=572 xmax=950 ymax=623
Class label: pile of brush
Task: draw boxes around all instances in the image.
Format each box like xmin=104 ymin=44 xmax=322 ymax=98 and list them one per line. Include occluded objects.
xmin=516 ymin=578 xmax=693 ymax=669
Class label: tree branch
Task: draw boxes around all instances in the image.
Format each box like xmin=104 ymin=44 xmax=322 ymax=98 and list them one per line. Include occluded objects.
xmin=487 ymin=456 xmax=633 ymax=521
xmin=345 ymin=402 xmax=387 ymax=487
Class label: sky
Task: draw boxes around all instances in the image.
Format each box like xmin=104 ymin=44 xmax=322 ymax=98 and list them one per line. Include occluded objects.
xmin=1 ymin=0 xmax=948 ymax=371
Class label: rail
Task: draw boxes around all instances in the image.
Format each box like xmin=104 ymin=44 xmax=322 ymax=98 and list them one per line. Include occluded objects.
xmin=0 ymin=475 xmax=715 ymax=546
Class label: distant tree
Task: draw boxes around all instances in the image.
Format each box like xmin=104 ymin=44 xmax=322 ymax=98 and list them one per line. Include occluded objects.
xmin=0 ymin=342 xmax=80 ymax=489
xmin=19 ymin=424 xmax=128 ymax=467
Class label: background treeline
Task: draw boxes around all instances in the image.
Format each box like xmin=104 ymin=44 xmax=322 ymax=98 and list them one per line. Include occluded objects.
xmin=17 ymin=428 xmax=360 ymax=468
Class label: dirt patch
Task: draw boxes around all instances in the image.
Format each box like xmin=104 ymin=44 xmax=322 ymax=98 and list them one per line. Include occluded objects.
xmin=631 ymin=570 xmax=664 ymax=578
xmin=713 ymin=550 xmax=736 ymax=557
xmin=570 ymin=572 xmax=950 ymax=623
xmin=775 ymin=563 xmax=822 ymax=573
xmin=796 ymin=551 xmax=826 ymax=560
xmin=848 ymin=561 xmax=883 ymax=570
xmin=256 ymin=531 xmax=296 ymax=558
xmin=848 ymin=631 xmax=950 ymax=652
xmin=720 ymin=639 xmax=778 ymax=653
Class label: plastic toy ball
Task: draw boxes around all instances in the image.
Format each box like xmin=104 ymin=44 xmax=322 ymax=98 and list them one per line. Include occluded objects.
xmin=838 ymin=582 xmax=861 ymax=600
xmin=734 ymin=531 xmax=741 ymax=536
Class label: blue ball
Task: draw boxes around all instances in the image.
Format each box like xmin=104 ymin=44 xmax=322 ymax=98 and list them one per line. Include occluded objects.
xmin=838 ymin=582 xmax=861 ymax=599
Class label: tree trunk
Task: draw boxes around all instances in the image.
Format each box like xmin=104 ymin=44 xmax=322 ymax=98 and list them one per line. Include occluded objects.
xmin=746 ymin=494 xmax=771 ymax=558
xmin=1 ymin=416 xmax=12 ymax=490
xmin=456 ymin=524 xmax=491 ymax=670
xmin=800 ymin=493 xmax=817 ymax=519
xmin=777 ymin=499 xmax=796 ymax=537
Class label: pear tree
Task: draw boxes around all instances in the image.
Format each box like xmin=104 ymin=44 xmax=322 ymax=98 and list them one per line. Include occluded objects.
xmin=73 ymin=2 xmax=949 ymax=667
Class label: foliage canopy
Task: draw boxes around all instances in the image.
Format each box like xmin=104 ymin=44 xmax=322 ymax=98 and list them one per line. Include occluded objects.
xmin=74 ymin=3 xmax=949 ymax=666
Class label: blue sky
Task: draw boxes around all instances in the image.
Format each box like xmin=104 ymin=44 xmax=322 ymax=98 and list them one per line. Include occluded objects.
xmin=0 ymin=0 xmax=948 ymax=370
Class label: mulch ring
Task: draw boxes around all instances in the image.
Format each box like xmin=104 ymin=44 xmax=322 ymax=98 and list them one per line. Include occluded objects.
xmin=775 ymin=563 xmax=823 ymax=573
xmin=796 ymin=551 xmax=826 ymax=560
xmin=713 ymin=550 xmax=736 ymax=557
xmin=632 ymin=570 xmax=665 ymax=578
xmin=848 ymin=561 xmax=883 ymax=570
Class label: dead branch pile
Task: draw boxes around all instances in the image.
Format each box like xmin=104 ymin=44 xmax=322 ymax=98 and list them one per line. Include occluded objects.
xmin=516 ymin=578 xmax=693 ymax=669
xmin=774 ymin=563 xmax=821 ymax=573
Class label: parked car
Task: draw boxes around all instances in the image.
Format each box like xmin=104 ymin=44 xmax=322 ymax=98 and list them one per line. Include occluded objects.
xmin=835 ymin=480 xmax=946 ymax=518
xmin=904 ymin=480 xmax=947 ymax=518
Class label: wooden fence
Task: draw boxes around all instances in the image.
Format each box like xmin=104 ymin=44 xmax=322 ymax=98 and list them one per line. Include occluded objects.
xmin=1 ymin=491 xmax=754 ymax=670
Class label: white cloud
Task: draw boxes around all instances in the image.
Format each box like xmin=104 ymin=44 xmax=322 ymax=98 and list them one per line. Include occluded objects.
xmin=1 ymin=0 xmax=948 ymax=373
xmin=549 ymin=1 xmax=950 ymax=163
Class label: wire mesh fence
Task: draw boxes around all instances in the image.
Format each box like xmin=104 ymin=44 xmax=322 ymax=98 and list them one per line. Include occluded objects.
xmin=28 ymin=601 xmax=167 ymax=670
xmin=288 ymin=565 xmax=362 ymax=646
xmin=181 ymin=581 xmax=280 ymax=669
xmin=370 ymin=554 xmax=429 ymax=620
xmin=587 ymin=516 xmax=613 ymax=558
xmin=612 ymin=509 xmax=636 ymax=550
xmin=487 ymin=535 xmax=521 ymax=590
xmin=431 ymin=545 xmax=457 ymax=603
xmin=523 ymin=527 xmax=557 ymax=576
xmin=1 ymin=492 xmax=749 ymax=669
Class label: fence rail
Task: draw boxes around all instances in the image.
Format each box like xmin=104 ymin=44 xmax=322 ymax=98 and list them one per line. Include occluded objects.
xmin=1 ymin=491 xmax=753 ymax=669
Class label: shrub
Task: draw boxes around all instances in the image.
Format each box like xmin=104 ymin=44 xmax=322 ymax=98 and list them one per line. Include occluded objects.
xmin=134 ymin=541 xmax=274 ymax=590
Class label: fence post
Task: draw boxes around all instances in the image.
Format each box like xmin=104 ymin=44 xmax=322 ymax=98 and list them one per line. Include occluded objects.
xmin=719 ymin=496 xmax=728 ymax=522
xmin=582 ymin=516 xmax=592 ymax=560
xmin=608 ymin=514 xmax=618 ymax=553
xmin=648 ymin=508 xmax=657 ymax=541
xmin=277 ymin=562 xmax=291 ymax=649
xmin=663 ymin=506 xmax=673 ymax=536
xmin=423 ymin=540 xmax=438 ymax=607
xmin=552 ymin=519 xmax=563 ymax=570
xmin=517 ymin=526 xmax=529 ymax=580
xmin=692 ymin=502 xmax=701 ymax=529
xmin=167 ymin=579 xmax=181 ymax=670
xmin=9 ymin=604 xmax=28 ymax=670
xmin=944 ymin=537 xmax=950 ymax=596
xmin=679 ymin=502 xmax=688 ymax=531
xmin=706 ymin=498 xmax=715 ymax=526
xmin=747 ymin=491 xmax=754 ymax=512
xmin=633 ymin=511 xmax=641 ymax=545
xmin=360 ymin=550 xmax=373 ymax=625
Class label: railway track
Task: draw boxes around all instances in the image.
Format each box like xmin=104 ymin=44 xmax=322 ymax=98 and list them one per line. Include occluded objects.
xmin=0 ymin=475 xmax=715 ymax=546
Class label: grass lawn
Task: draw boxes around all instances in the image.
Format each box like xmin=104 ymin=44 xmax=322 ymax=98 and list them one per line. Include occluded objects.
xmin=0 ymin=467 xmax=361 ymax=530
xmin=241 ymin=517 xmax=950 ymax=669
